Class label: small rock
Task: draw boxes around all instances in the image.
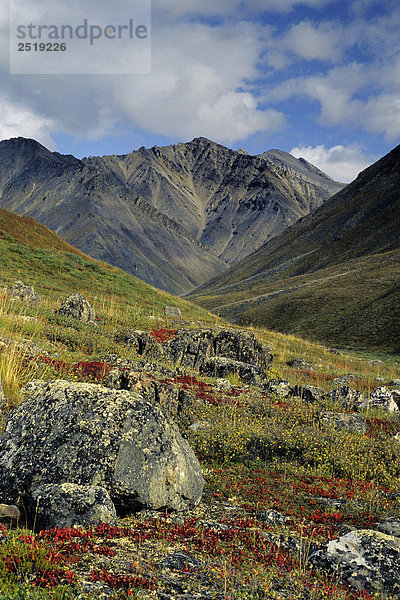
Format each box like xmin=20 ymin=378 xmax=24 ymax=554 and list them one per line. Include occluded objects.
xmin=159 ymin=552 xmax=201 ymax=572
xmin=332 ymin=374 xmax=357 ymax=386
xmin=360 ymin=386 xmax=399 ymax=413
xmin=7 ymin=281 xmax=40 ymax=303
xmin=389 ymin=379 xmax=400 ymax=386
xmin=214 ymin=378 xmax=232 ymax=391
xmin=264 ymin=379 xmax=292 ymax=398
xmin=257 ymin=509 xmax=288 ymax=525
xmin=189 ymin=421 xmax=210 ymax=432
xmin=291 ymin=385 xmax=323 ymax=403
xmin=55 ymin=293 xmax=95 ymax=323
xmin=329 ymin=348 xmax=342 ymax=355
xmin=370 ymin=359 xmax=384 ymax=366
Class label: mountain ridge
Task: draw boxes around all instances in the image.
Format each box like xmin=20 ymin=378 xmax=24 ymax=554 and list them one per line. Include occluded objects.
xmin=0 ymin=136 xmax=344 ymax=294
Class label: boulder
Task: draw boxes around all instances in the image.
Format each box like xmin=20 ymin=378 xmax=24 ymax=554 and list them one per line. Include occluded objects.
xmin=309 ymin=529 xmax=400 ymax=598
xmin=264 ymin=379 xmax=292 ymax=398
xmin=332 ymin=374 xmax=357 ymax=386
xmin=31 ymin=483 xmax=117 ymax=529
xmin=288 ymin=358 xmax=313 ymax=371
xmin=321 ymin=412 xmax=367 ymax=434
xmin=291 ymin=385 xmax=323 ymax=403
xmin=7 ymin=281 xmax=40 ymax=303
xmin=55 ymin=293 xmax=95 ymax=323
xmin=326 ymin=386 xmax=364 ymax=411
xmin=360 ymin=386 xmax=399 ymax=413
xmin=200 ymin=357 xmax=267 ymax=386
xmin=0 ymin=380 xmax=204 ymax=521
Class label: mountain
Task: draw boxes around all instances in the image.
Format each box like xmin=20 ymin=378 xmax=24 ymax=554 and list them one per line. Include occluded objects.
xmin=0 ymin=137 xmax=343 ymax=295
xmin=188 ymin=144 xmax=400 ymax=352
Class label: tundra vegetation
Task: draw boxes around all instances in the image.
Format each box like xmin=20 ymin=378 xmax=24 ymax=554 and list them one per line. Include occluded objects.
xmin=0 ymin=211 xmax=399 ymax=600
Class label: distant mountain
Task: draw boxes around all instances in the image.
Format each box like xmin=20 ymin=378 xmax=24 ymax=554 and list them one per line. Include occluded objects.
xmin=188 ymin=145 xmax=400 ymax=352
xmin=0 ymin=136 xmax=344 ymax=294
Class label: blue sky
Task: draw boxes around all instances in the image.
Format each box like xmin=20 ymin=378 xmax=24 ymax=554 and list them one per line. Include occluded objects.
xmin=1 ymin=0 xmax=399 ymax=181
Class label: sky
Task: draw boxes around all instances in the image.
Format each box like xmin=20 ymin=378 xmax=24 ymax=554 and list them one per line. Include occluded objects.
xmin=1 ymin=0 xmax=399 ymax=182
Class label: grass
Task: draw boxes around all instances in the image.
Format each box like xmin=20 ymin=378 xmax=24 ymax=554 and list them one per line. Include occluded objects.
xmin=0 ymin=223 xmax=400 ymax=599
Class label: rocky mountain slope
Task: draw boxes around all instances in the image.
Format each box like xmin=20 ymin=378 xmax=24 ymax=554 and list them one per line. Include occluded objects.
xmin=0 ymin=136 xmax=343 ymax=295
xmin=188 ymin=144 xmax=400 ymax=351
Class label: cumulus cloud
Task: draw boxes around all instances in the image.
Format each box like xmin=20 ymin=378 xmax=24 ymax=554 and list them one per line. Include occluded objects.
xmin=282 ymin=21 xmax=345 ymax=62
xmin=0 ymin=96 xmax=56 ymax=148
xmin=290 ymin=144 xmax=377 ymax=182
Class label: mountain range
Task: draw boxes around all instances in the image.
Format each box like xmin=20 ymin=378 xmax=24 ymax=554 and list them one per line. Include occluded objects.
xmin=0 ymin=136 xmax=343 ymax=295
xmin=188 ymin=144 xmax=400 ymax=352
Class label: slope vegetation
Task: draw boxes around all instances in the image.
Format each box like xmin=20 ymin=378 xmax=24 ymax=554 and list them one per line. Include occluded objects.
xmin=189 ymin=145 xmax=400 ymax=352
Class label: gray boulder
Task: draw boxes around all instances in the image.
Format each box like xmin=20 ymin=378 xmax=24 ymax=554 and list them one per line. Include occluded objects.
xmin=7 ymin=281 xmax=40 ymax=303
xmin=55 ymin=293 xmax=95 ymax=323
xmin=0 ymin=380 xmax=204 ymax=520
xmin=114 ymin=330 xmax=163 ymax=361
xmin=326 ymin=386 xmax=364 ymax=411
xmin=0 ymin=503 xmax=20 ymax=520
xmin=309 ymin=529 xmax=400 ymax=598
xmin=360 ymin=386 xmax=399 ymax=413
xmin=200 ymin=357 xmax=267 ymax=386
xmin=164 ymin=306 xmax=182 ymax=320
xmin=31 ymin=483 xmax=117 ymax=529
xmin=264 ymin=379 xmax=292 ymax=398
xmin=291 ymin=384 xmax=323 ymax=403
xmin=321 ymin=412 xmax=367 ymax=434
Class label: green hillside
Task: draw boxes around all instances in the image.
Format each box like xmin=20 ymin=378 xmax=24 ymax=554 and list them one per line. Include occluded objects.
xmin=0 ymin=206 xmax=219 ymax=327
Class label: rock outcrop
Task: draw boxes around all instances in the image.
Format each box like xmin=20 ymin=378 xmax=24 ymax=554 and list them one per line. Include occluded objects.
xmin=360 ymin=386 xmax=399 ymax=413
xmin=116 ymin=328 xmax=272 ymax=383
xmin=0 ymin=380 xmax=204 ymax=525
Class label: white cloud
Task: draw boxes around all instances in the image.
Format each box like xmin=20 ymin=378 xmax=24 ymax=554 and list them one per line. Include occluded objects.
xmin=290 ymin=143 xmax=377 ymax=182
xmin=0 ymin=96 xmax=56 ymax=148
xmin=282 ymin=21 xmax=345 ymax=62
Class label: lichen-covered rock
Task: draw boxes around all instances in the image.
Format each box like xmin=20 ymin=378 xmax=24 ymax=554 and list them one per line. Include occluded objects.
xmin=7 ymin=281 xmax=40 ymax=303
xmin=0 ymin=380 xmax=204 ymax=517
xmin=360 ymin=386 xmax=399 ymax=413
xmin=291 ymin=385 xmax=323 ymax=403
xmin=115 ymin=328 xmax=272 ymax=372
xmin=200 ymin=357 xmax=267 ymax=386
xmin=55 ymin=293 xmax=95 ymax=323
xmin=309 ymin=529 xmax=400 ymax=598
xmin=31 ymin=483 xmax=117 ymax=529
xmin=106 ymin=370 xmax=195 ymax=418
xmin=264 ymin=379 xmax=293 ymax=398
xmin=321 ymin=412 xmax=367 ymax=434
xmin=326 ymin=386 xmax=364 ymax=411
